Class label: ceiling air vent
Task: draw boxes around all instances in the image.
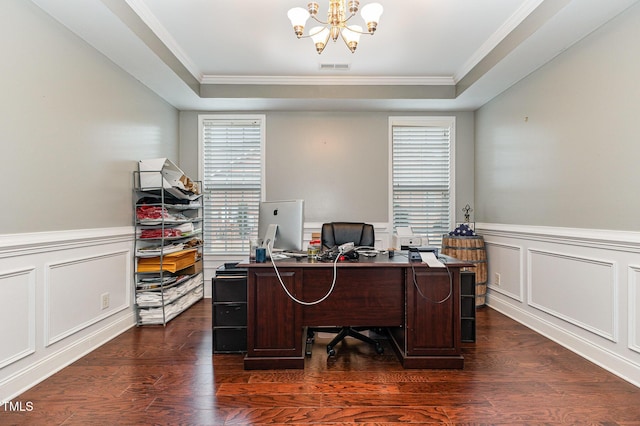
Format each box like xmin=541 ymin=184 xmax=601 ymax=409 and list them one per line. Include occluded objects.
xmin=319 ymin=63 xmax=350 ymax=71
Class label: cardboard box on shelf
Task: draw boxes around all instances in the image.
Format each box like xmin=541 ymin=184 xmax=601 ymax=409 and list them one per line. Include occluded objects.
xmin=181 ymin=259 xmax=203 ymax=275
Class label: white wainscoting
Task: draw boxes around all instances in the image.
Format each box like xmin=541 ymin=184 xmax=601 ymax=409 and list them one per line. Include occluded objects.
xmin=0 ymin=228 xmax=136 ymax=401
xmin=476 ymin=223 xmax=640 ymax=388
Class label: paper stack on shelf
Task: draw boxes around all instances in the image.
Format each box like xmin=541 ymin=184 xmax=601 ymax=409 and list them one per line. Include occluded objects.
xmin=135 ymin=243 xmax=185 ymax=257
xmin=137 ymin=284 xmax=204 ymax=323
xmin=136 ymin=249 xmax=197 ymax=273
xmin=136 ymin=273 xmax=203 ymax=307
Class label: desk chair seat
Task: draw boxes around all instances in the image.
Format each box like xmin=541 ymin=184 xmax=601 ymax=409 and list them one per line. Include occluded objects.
xmin=306 ymin=222 xmax=384 ymax=357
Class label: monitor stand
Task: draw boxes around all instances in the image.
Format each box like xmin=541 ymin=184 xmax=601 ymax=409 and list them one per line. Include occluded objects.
xmin=261 ymin=223 xmax=278 ymax=255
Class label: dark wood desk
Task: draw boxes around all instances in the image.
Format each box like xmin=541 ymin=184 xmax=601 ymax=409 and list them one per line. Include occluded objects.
xmin=239 ymin=254 xmax=470 ymax=370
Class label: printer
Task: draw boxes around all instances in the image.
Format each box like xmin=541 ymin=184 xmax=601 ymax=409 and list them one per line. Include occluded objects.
xmin=392 ymin=226 xmax=426 ymax=250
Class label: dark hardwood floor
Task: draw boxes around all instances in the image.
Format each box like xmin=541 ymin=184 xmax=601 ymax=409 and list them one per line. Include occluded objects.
xmin=4 ymin=300 xmax=640 ymax=425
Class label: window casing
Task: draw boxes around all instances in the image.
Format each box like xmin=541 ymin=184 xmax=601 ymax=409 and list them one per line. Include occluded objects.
xmin=199 ymin=115 xmax=265 ymax=255
xmin=389 ymin=117 xmax=455 ymax=247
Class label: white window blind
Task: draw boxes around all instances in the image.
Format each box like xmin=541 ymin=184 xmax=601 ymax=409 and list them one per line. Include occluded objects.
xmin=200 ymin=116 xmax=264 ymax=255
xmin=391 ymin=117 xmax=454 ymax=246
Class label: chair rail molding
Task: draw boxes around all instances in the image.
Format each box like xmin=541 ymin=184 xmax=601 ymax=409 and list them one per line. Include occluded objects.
xmin=0 ymin=227 xmax=134 ymax=257
xmin=475 ymin=222 xmax=640 ymax=251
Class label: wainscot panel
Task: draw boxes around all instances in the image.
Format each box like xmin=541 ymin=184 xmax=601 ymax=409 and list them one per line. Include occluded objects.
xmin=484 ymin=242 xmax=523 ymax=302
xmin=528 ymin=249 xmax=616 ymax=341
xmin=46 ymin=250 xmax=130 ymax=345
xmin=630 ymin=265 xmax=640 ymax=355
xmin=0 ymin=267 xmax=36 ymax=369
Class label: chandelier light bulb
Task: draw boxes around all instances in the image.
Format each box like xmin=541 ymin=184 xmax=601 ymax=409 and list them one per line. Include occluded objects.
xmin=288 ymin=7 xmax=310 ymax=37
xmin=342 ymin=25 xmax=362 ymax=53
xmin=360 ymin=2 xmax=383 ymax=32
xmin=310 ymin=26 xmax=330 ymax=54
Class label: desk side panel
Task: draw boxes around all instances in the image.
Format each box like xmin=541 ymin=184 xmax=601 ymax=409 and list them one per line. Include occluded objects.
xmin=246 ymin=269 xmax=302 ymax=357
xmin=406 ymin=268 xmax=460 ymax=356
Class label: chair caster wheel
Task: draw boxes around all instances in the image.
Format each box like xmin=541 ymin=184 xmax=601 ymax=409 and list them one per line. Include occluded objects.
xmin=327 ymin=346 xmax=336 ymax=356
xmin=375 ymin=344 xmax=384 ymax=354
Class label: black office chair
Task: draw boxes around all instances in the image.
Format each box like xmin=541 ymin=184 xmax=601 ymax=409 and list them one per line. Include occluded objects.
xmin=306 ymin=222 xmax=384 ymax=357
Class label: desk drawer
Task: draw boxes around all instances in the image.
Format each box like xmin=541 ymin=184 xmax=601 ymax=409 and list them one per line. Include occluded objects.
xmin=213 ymin=276 xmax=247 ymax=302
xmin=214 ymin=303 xmax=247 ymax=326
xmin=214 ymin=328 xmax=247 ymax=353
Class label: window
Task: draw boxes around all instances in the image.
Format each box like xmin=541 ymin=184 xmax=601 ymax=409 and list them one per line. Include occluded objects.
xmin=199 ymin=115 xmax=265 ymax=255
xmin=390 ymin=117 xmax=455 ymax=246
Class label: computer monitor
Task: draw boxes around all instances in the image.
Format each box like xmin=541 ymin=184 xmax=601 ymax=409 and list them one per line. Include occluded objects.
xmin=258 ymin=200 xmax=304 ymax=252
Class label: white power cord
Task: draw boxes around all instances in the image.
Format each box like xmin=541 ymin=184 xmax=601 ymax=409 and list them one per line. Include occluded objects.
xmin=267 ymin=243 xmax=339 ymax=306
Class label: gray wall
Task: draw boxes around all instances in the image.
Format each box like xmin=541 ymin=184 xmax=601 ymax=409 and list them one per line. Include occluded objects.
xmin=0 ymin=1 xmax=179 ymax=234
xmin=180 ymin=111 xmax=475 ymax=224
xmin=475 ymin=3 xmax=640 ymax=231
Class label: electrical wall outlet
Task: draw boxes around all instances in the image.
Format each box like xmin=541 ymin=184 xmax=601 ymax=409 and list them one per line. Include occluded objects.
xmin=101 ymin=292 xmax=110 ymax=310
xmin=494 ymin=272 xmax=501 ymax=286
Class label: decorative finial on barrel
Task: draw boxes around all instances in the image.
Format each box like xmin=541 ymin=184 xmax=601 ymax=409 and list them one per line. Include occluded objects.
xmin=462 ymin=204 xmax=473 ymax=223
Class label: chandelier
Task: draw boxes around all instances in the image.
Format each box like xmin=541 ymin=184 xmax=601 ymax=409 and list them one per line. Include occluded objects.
xmin=287 ymin=1 xmax=384 ymax=54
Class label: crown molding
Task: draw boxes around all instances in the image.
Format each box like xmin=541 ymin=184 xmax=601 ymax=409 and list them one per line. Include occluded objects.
xmin=125 ymin=0 xmax=203 ymax=81
xmin=199 ymin=75 xmax=455 ymax=86
xmin=454 ymin=0 xmax=546 ymax=82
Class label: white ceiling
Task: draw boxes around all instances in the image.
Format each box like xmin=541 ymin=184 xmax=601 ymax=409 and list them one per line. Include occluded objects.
xmin=31 ymin=0 xmax=638 ymax=111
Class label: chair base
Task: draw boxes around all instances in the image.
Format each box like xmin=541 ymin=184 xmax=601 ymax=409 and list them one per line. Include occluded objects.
xmin=306 ymin=327 xmax=384 ymax=357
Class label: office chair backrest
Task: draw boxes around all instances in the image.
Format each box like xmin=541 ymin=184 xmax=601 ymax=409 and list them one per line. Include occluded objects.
xmin=321 ymin=222 xmax=375 ymax=250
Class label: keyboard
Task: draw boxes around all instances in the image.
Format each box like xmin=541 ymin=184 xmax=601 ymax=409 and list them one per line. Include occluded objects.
xmin=269 ymin=253 xmax=289 ymax=260
xmin=283 ymin=250 xmax=308 ymax=258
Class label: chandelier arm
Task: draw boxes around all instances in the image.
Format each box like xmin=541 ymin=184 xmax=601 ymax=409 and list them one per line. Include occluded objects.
xmin=308 ymin=6 xmax=357 ymax=24
xmin=342 ymin=12 xmax=358 ymax=24
xmin=308 ymin=13 xmax=356 ymax=26
xmin=309 ymin=14 xmax=329 ymax=25
xmin=342 ymin=25 xmax=375 ymax=35
xmin=297 ymin=26 xmax=330 ymax=39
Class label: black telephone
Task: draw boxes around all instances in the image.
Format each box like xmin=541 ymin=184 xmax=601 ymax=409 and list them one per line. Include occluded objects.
xmin=409 ymin=247 xmax=422 ymax=262
xmin=408 ymin=246 xmax=440 ymax=263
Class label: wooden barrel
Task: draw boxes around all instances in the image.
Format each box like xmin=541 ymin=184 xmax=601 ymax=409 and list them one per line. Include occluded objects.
xmin=441 ymin=235 xmax=487 ymax=306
